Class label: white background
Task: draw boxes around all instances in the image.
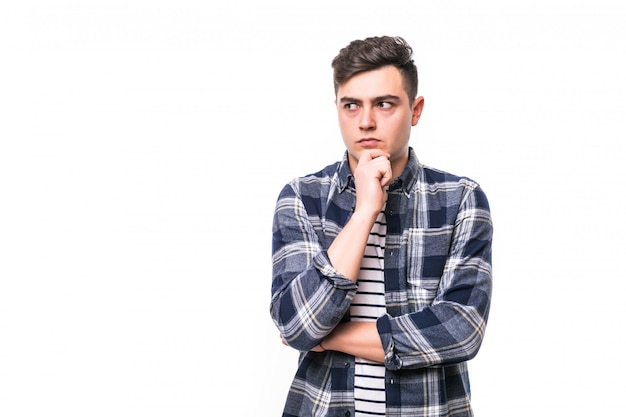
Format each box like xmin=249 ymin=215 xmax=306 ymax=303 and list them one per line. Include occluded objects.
xmin=1 ymin=1 xmax=624 ymax=416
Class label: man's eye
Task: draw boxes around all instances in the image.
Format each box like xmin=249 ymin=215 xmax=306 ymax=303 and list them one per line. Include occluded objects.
xmin=378 ymin=101 xmax=392 ymax=109
xmin=344 ymin=103 xmax=358 ymax=110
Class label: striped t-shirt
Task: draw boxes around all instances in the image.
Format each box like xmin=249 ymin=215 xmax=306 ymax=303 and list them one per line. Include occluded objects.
xmin=349 ymin=210 xmax=387 ymax=416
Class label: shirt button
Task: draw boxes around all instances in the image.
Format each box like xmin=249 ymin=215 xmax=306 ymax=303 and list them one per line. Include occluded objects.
xmin=344 ymin=411 xmax=351 ymax=417
xmin=344 ymin=362 xmax=350 ymax=368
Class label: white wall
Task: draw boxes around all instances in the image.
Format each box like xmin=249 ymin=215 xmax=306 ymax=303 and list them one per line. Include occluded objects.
xmin=1 ymin=1 xmax=624 ymax=415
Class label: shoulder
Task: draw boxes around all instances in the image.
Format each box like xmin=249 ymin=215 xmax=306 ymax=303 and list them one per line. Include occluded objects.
xmin=416 ymin=165 xmax=490 ymax=211
xmin=280 ymin=160 xmax=344 ymax=197
xmin=419 ymin=165 xmax=483 ymax=193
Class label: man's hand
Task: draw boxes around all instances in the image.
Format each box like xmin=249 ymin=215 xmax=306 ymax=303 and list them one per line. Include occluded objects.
xmin=353 ymin=149 xmax=391 ymax=217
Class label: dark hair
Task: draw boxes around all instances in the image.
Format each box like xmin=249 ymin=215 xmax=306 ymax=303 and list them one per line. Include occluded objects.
xmin=331 ymin=36 xmax=418 ymax=100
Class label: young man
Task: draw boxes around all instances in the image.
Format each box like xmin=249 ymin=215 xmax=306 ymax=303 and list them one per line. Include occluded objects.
xmin=270 ymin=36 xmax=493 ymax=417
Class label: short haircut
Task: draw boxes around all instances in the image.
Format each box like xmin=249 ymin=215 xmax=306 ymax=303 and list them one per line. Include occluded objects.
xmin=331 ymin=36 xmax=418 ymax=100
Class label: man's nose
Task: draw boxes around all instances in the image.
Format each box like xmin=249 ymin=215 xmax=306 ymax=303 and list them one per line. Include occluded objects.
xmin=359 ymin=108 xmax=376 ymax=130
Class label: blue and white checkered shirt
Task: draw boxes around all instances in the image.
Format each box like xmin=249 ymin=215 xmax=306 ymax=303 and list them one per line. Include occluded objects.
xmin=271 ymin=148 xmax=493 ymax=417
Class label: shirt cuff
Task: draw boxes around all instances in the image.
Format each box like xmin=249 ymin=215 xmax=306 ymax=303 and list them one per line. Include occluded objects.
xmin=312 ymin=251 xmax=357 ymax=290
xmin=377 ymin=314 xmax=402 ymax=370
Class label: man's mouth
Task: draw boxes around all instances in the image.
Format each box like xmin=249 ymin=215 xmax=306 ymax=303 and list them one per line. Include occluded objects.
xmin=358 ymin=138 xmax=380 ymax=147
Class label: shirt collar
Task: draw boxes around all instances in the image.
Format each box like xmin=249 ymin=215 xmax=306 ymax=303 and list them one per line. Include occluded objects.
xmin=335 ymin=147 xmax=421 ymax=196
xmin=336 ymin=152 xmax=353 ymax=192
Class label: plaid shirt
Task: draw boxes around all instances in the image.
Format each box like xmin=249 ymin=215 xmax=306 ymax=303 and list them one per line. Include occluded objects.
xmin=270 ymin=148 xmax=492 ymax=417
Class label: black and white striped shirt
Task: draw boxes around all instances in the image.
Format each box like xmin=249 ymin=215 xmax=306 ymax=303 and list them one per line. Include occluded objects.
xmin=350 ymin=210 xmax=387 ymax=416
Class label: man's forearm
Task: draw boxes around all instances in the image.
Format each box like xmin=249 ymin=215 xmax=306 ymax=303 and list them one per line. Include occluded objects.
xmin=323 ymin=321 xmax=385 ymax=363
xmin=327 ymin=210 xmax=377 ymax=282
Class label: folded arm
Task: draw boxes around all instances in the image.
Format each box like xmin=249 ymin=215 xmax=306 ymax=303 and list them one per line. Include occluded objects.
xmin=377 ymin=185 xmax=493 ymax=370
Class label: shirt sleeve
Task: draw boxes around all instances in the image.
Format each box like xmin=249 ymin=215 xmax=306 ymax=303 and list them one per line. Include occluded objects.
xmin=270 ymin=182 xmax=357 ymax=352
xmin=377 ymin=184 xmax=493 ymax=370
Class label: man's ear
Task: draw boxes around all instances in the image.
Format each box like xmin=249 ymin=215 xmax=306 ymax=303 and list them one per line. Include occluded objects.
xmin=411 ymin=96 xmax=425 ymax=126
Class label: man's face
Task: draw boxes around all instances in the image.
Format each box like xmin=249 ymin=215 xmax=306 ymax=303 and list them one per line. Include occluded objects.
xmin=335 ymin=65 xmax=424 ymax=176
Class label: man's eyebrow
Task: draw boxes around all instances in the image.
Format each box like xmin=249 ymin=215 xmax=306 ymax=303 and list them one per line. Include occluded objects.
xmin=372 ymin=94 xmax=401 ymax=102
xmin=338 ymin=96 xmax=362 ymax=104
xmin=338 ymin=95 xmax=401 ymax=104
